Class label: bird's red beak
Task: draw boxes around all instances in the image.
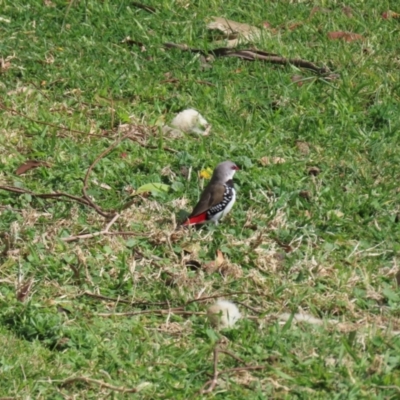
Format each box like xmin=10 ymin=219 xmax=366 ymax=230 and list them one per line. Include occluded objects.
xmin=232 ymin=165 xmax=240 ymax=170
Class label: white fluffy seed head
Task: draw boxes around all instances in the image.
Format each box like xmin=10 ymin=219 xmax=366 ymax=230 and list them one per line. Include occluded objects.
xmin=207 ymin=300 xmax=241 ymax=329
xmin=171 ymin=109 xmax=209 ymax=135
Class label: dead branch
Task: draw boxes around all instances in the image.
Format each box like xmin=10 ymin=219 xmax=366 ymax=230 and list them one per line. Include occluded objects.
xmin=82 ymin=290 xmax=258 ymax=309
xmin=163 ymin=42 xmax=208 ymax=56
xmin=126 ymin=134 xmax=178 ymax=153
xmin=0 ymin=185 xmax=91 ymax=207
xmin=64 ymin=230 xmax=138 ymax=242
xmin=131 ymin=1 xmax=156 ymax=13
xmin=82 ymin=134 xmax=134 ymax=218
xmin=0 ymin=103 xmax=108 ymax=138
xmin=199 ymin=345 xmax=266 ymax=395
xmin=200 ymin=346 xmax=220 ymax=394
xmin=97 ymin=309 xmax=205 ymax=317
xmin=235 ymin=301 xmax=264 ymax=314
xmin=218 ymin=49 xmax=329 ymax=74
xmin=100 ymin=231 xmax=140 ymax=236
xmin=0 ymin=129 xmax=173 ymax=234
xmin=82 ymin=291 xmax=169 ymax=306
xmin=220 ymin=366 xmax=266 ymax=374
xmin=373 ymin=385 xmax=400 ymax=393
xmin=163 ymin=43 xmax=330 ymax=74
xmin=185 ymin=291 xmax=259 ymax=305
xmin=0 ymin=185 xmax=137 ymax=241
xmin=218 ymin=349 xmax=246 ymax=364
xmin=60 ymin=376 xmax=138 ymax=393
xmin=159 ymin=77 xmax=216 ymax=87
xmin=62 ymin=213 xmax=121 ymax=242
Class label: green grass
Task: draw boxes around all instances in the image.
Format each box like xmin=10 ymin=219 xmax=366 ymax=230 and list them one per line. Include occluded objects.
xmin=1 ymin=0 xmax=400 ymax=398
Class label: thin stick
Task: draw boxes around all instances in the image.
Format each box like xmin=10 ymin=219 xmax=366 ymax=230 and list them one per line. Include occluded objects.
xmin=82 ymin=291 xmax=256 ymax=309
xmin=105 ymin=214 xmax=120 ymax=230
xmin=218 ymin=349 xmax=246 ymax=364
xmin=62 ymin=213 xmax=120 ymax=242
xmin=373 ymin=385 xmax=400 ymax=393
xmin=219 ymin=49 xmax=329 ymax=74
xmin=185 ymin=291 xmax=259 ymax=305
xmin=97 ymin=309 xmax=205 ymax=317
xmin=163 ymin=42 xmax=330 ymax=74
xmin=0 ymin=185 xmax=91 ymax=207
xmin=82 ymin=135 xmax=131 ymax=218
xmin=160 ymin=78 xmax=215 ymax=87
xmin=82 ymin=291 xmax=168 ymax=306
xmin=199 ymin=345 xmax=266 ymax=395
xmin=0 ymin=103 xmax=106 ymax=137
xmin=236 ymin=301 xmax=263 ymax=314
xmin=62 ymin=231 xmax=139 ymax=242
xmin=131 ymin=1 xmax=156 ymax=13
xmin=220 ymin=366 xmax=265 ymax=374
xmin=101 ymin=231 xmax=140 ymax=236
xmin=200 ymin=347 xmax=220 ymax=394
xmin=126 ymin=134 xmax=178 ymax=154
xmin=61 ymin=0 xmax=75 ymax=32
xmin=163 ymin=42 xmax=208 ymax=56
xmin=110 ymin=96 xmax=115 ymax=131
xmin=60 ymin=376 xmax=138 ymax=393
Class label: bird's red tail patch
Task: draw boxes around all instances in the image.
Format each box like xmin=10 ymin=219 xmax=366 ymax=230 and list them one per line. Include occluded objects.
xmin=182 ymin=212 xmax=207 ymax=226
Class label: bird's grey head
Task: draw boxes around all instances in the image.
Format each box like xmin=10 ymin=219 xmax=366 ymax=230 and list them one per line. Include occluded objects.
xmin=211 ymin=160 xmax=240 ymax=183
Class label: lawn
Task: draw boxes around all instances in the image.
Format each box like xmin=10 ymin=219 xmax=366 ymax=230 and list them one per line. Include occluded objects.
xmin=1 ymin=0 xmax=400 ymax=398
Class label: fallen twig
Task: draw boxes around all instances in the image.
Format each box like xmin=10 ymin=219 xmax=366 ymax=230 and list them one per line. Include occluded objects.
xmin=62 ymin=213 xmax=120 ymax=242
xmin=82 ymin=291 xmax=169 ymax=306
xmin=199 ymin=345 xmax=266 ymax=395
xmin=214 ymin=48 xmax=329 ymax=73
xmin=160 ymin=77 xmax=215 ymax=87
xmin=218 ymin=349 xmax=246 ymax=364
xmin=97 ymin=309 xmax=205 ymax=317
xmin=100 ymin=230 xmax=140 ymax=236
xmin=126 ymin=134 xmax=178 ymax=153
xmin=0 ymin=103 xmax=108 ymax=138
xmin=373 ymin=385 xmax=400 ymax=393
xmin=131 ymin=1 xmax=156 ymax=13
xmin=163 ymin=43 xmax=330 ymax=74
xmin=163 ymin=42 xmax=208 ymax=56
xmin=235 ymin=301 xmax=263 ymax=314
xmin=82 ymin=134 xmax=133 ymax=218
xmin=60 ymin=376 xmax=138 ymax=393
xmin=63 ymin=231 xmax=139 ymax=242
xmin=221 ymin=366 xmax=266 ymax=373
xmin=200 ymin=346 xmax=220 ymax=394
xmin=0 ymin=184 xmax=140 ymax=241
xmin=0 ymin=185 xmax=91 ymax=207
xmin=185 ymin=291 xmax=259 ymax=305
xmin=82 ymin=290 xmax=257 ymax=309
xmin=0 ymin=128 xmax=175 ymax=237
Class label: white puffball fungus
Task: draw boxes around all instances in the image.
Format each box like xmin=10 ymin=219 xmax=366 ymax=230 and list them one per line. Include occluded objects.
xmin=170 ymin=108 xmax=210 ymax=135
xmin=207 ymin=299 xmax=241 ymax=329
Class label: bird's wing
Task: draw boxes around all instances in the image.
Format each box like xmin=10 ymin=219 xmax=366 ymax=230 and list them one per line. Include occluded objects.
xmin=189 ymin=183 xmax=226 ymax=217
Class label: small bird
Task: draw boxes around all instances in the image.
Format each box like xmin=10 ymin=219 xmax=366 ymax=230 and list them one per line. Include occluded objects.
xmin=182 ymin=160 xmax=240 ymax=226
